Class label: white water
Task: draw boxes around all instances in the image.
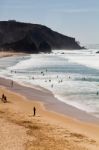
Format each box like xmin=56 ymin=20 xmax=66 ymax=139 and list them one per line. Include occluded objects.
xmin=0 ymin=48 xmax=99 ymax=118
xmin=60 ymin=49 xmax=99 ymax=70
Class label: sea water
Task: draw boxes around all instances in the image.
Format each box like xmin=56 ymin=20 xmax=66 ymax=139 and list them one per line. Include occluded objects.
xmin=0 ymin=48 xmax=99 ymax=118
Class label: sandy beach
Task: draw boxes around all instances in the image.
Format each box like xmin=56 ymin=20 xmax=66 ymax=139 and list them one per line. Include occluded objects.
xmin=0 ymin=51 xmax=26 ymax=58
xmin=0 ymin=77 xmax=99 ymax=150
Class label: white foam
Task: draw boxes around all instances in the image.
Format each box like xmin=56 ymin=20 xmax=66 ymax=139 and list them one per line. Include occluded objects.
xmin=54 ymin=49 xmax=99 ymax=70
xmin=55 ymin=96 xmax=99 ymax=118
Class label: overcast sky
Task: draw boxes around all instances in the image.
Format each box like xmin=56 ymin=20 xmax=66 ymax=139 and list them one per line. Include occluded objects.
xmin=0 ymin=0 xmax=99 ymax=45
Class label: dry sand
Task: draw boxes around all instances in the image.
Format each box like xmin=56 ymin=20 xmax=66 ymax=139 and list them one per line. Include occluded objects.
xmin=0 ymin=51 xmax=26 ymax=58
xmin=0 ymin=80 xmax=99 ymax=149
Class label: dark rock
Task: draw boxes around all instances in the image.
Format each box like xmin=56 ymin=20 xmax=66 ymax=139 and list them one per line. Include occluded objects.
xmin=39 ymin=41 xmax=51 ymax=52
xmin=0 ymin=20 xmax=84 ymax=53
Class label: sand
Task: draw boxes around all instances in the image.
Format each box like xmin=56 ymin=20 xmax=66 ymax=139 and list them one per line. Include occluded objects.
xmin=0 ymin=51 xmax=26 ymax=58
xmin=0 ymin=78 xmax=99 ymax=150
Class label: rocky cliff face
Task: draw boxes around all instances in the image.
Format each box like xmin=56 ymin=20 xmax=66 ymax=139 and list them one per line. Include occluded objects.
xmin=0 ymin=20 xmax=83 ymax=53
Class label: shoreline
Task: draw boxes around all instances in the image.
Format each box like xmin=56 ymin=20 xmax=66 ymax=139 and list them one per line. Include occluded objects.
xmin=0 ymin=76 xmax=99 ymax=124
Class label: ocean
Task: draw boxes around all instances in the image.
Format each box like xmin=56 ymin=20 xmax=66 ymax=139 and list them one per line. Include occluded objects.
xmin=0 ymin=48 xmax=99 ymax=118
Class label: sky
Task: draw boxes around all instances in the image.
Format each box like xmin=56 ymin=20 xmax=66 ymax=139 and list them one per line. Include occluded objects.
xmin=0 ymin=0 xmax=99 ymax=45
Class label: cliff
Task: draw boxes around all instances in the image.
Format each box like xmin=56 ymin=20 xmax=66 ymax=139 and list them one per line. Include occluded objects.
xmin=0 ymin=20 xmax=83 ymax=53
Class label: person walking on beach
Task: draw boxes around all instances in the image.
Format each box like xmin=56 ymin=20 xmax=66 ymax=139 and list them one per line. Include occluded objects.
xmin=4 ymin=96 xmax=7 ymax=103
xmin=11 ymin=80 xmax=13 ymax=87
xmin=33 ymin=107 xmax=36 ymax=116
xmin=1 ymin=94 xmax=7 ymax=103
xmin=1 ymin=93 xmax=5 ymax=101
